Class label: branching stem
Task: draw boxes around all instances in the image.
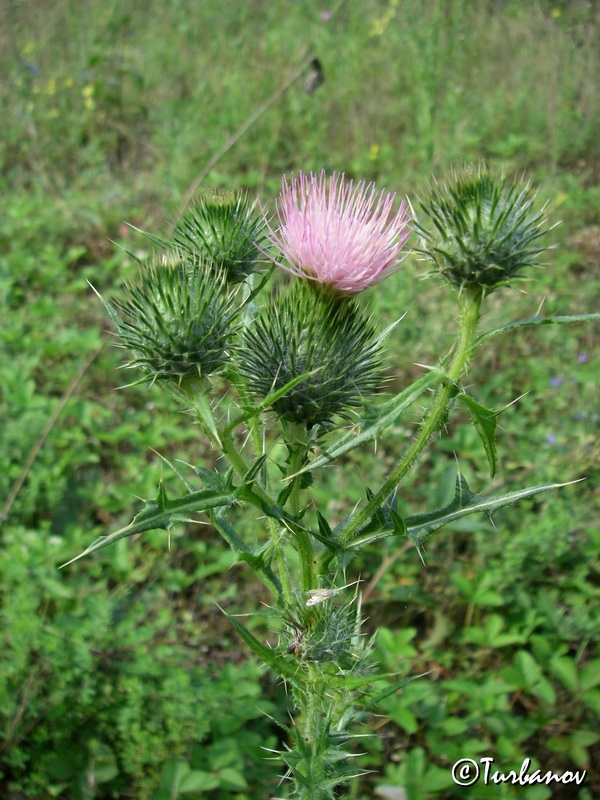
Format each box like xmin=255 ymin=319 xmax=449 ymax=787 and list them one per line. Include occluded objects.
xmin=338 ymin=286 xmax=483 ymax=545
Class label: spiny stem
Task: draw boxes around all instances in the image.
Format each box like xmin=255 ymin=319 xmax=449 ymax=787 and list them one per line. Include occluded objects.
xmin=339 ymin=286 xmax=483 ymax=545
xmin=285 ymin=422 xmax=315 ymax=591
xmin=220 ymin=431 xmax=293 ymax=603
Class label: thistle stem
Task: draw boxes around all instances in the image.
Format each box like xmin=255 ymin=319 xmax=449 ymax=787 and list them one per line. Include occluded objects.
xmin=220 ymin=431 xmax=294 ymax=604
xmin=338 ymin=286 xmax=483 ymax=545
xmin=285 ymin=422 xmax=315 ymax=591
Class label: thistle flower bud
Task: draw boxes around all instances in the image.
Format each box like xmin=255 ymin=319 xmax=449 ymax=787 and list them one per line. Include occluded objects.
xmin=107 ymin=254 xmax=238 ymax=385
xmin=284 ymin=590 xmax=365 ymax=670
xmin=239 ymin=283 xmax=383 ymax=427
xmin=173 ymin=190 xmax=267 ymax=284
xmin=416 ymin=166 xmax=549 ymax=292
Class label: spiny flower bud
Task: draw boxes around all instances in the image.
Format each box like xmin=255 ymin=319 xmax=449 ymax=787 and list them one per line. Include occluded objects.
xmin=284 ymin=590 xmax=366 ymax=670
xmin=107 ymin=253 xmax=239 ymax=385
xmin=173 ymin=190 xmax=267 ymax=284
xmin=238 ymin=283 xmax=383 ymax=427
xmin=416 ymin=165 xmax=549 ymax=292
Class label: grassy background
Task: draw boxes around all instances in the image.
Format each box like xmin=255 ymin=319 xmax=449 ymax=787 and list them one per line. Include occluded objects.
xmin=1 ymin=0 xmax=599 ymax=798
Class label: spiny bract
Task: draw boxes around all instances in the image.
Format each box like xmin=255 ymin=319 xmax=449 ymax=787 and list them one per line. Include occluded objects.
xmin=110 ymin=254 xmax=239 ymax=384
xmin=173 ymin=190 xmax=267 ymax=284
xmin=239 ymin=283 xmax=383 ymax=427
xmin=416 ymin=166 xmax=549 ymax=292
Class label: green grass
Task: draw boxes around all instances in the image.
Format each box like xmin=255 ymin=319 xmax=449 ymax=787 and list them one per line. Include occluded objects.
xmin=1 ymin=0 xmax=599 ymax=798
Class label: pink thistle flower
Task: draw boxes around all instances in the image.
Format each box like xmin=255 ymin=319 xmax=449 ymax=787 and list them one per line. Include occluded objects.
xmin=264 ymin=170 xmax=412 ymax=294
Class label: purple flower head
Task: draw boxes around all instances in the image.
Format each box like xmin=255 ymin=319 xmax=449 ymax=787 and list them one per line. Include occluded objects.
xmin=264 ymin=170 xmax=412 ymax=295
xmin=577 ymin=352 xmax=589 ymax=364
xmin=550 ymin=376 xmax=563 ymax=389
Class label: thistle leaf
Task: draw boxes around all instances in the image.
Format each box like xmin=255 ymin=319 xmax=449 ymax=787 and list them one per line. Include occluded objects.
xmin=405 ymin=475 xmax=581 ymax=546
xmin=289 ymin=371 xmax=442 ymax=478
xmin=223 ymin=611 xmax=298 ymax=679
xmin=457 ymin=393 xmax=502 ymax=477
xmin=475 ymin=312 xmax=600 ymax=347
xmin=345 ymin=474 xmax=581 ymax=552
xmin=60 ymin=482 xmax=257 ymax=568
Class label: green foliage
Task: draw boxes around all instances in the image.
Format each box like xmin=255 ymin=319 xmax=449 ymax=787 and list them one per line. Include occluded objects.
xmin=355 ymin=497 xmax=600 ymax=799
xmin=0 ymin=524 xmax=281 ymax=799
xmin=1 ymin=1 xmax=599 ymax=798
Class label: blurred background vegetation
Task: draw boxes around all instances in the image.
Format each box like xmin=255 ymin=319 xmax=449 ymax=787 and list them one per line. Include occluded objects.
xmin=0 ymin=0 xmax=598 ymax=798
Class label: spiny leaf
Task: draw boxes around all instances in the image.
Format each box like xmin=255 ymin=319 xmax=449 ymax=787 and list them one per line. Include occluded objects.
xmin=60 ymin=482 xmax=252 ymax=568
xmin=475 ymin=312 xmax=600 ymax=347
xmin=211 ymin=513 xmax=282 ymax=599
xmin=289 ymin=371 xmax=442 ymax=478
xmin=223 ymin=611 xmax=298 ymax=679
xmin=405 ymin=475 xmax=582 ymax=546
xmin=457 ymin=393 xmax=502 ymax=477
xmin=345 ymin=475 xmax=582 ymax=552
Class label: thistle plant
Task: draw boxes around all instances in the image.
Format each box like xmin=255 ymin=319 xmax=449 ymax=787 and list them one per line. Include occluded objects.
xmin=66 ymin=167 xmax=597 ymax=799
xmin=173 ymin=189 xmax=268 ymax=283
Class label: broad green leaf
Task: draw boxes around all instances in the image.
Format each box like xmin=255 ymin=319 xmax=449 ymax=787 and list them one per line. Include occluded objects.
xmin=516 ymin=650 xmax=542 ymax=687
xmin=290 ymin=371 xmax=442 ymax=477
xmin=457 ymin=393 xmax=502 ymax=477
xmin=179 ymin=770 xmax=221 ymax=793
xmin=475 ymin=312 xmax=600 ymax=347
xmin=549 ymin=656 xmax=578 ymax=692
xmin=160 ymin=760 xmax=191 ymax=793
xmin=580 ymin=661 xmax=600 ymax=692
xmin=217 ymin=767 xmax=248 ymax=791
xmin=87 ymin=742 xmax=118 ymax=784
xmin=388 ymin=707 xmax=419 ymax=734
xmin=582 ymin=689 xmax=600 ymax=715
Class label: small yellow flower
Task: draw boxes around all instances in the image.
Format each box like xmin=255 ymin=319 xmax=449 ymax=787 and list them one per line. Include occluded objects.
xmin=369 ymin=6 xmax=396 ymax=37
xmin=45 ymin=78 xmax=56 ymax=96
xmin=551 ymin=8 xmax=561 ymax=18
xmin=82 ymin=85 xmax=95 ymax=111
xmin=21 ymin=41 xmax=35 ymax=55
xmin=369 ymin=143 xmax=380 ymax=161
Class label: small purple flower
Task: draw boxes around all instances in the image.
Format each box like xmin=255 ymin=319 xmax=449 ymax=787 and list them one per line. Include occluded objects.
xmin=573 ymin=412 xmax=588 ymax=421
xmin=577 ymin=352 xmax=589 ymax=364
xmin=321 ymin=10 xmax=332 ymax=21
xmin=263 ymin=170 xmax=412 ymax=295
xmin=546 ymin=433 xmax=557 ymax=445
xmin=550 ymin=376 xmax=563 ymax=389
